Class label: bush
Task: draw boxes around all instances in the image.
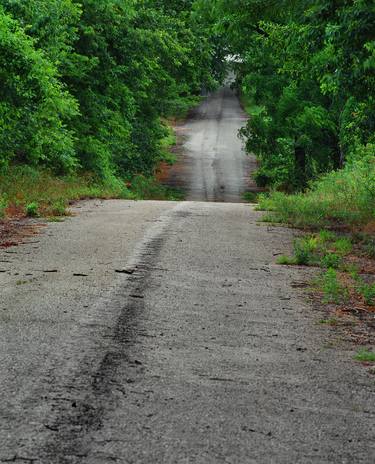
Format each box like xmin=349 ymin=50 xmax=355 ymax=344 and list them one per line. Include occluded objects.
xmin=0 ymin=7 xmax=78 ymax=172
xmin=25 ymin=202 xmax=39 ymax=217
xmin=293 ymin=236 xmax=318 ymax=265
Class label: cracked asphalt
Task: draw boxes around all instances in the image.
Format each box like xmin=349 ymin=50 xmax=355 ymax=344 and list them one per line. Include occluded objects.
xmin=0 ymin=87 xmax=374 ymax=463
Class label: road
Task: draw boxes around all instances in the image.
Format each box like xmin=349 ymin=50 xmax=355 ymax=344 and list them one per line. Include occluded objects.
xmin=0 ymin=88 xmax=374 ymax=463
xmin=163 ymin=86 xmax=260 ymax=201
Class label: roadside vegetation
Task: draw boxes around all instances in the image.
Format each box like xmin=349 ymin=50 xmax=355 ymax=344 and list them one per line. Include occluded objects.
xmin=0 ymin=0 xmax=223 ymax=218
xmin=210 ymin=1 xmax=374 ymax=350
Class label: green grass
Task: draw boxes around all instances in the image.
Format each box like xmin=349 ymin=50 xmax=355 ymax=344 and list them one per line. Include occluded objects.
xmin=321 ymin=268 xmax=348 ymax=304
xmin=166 ymin=95 xmax=203 ymax=120
xmin=0 ymin=166 xmax=131 ymax=217
xmin=318 ymin=230 xmax=337 ymax=243
xmin=320 ymin=252 xmax=342 ymax=269
xmin=257 ymin=155 xmax=375 ymax=229
xmin=276 ymin=236 xmax=320 ymax=266
xmin=357 ymin=282 xmax=375 ymax=306
xmin=0 ymin=166 xmax=183 ymax=219
xmin=25 ymin=202 xmax=39 ymax=217
xmin=159 ymin=121 xmax=178 ymax=165
xmin=333 ymin=238 xmax=352 ymax=255
xmin=276 ymin=255 xmax=297 ymax=265
xmin=354 ymin=349 xmax=375 ymax=363
xmin=242 ymin=191 xmax=259 ymax=203
xmin=239 ymin=92 xmax=263 ymax=117
xmin=128 ymin=175 xmax=184 ymax=201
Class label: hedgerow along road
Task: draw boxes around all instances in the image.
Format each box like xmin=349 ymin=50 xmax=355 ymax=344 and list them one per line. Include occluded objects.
xmin=0 ymin=86 xmax=374 ymax=463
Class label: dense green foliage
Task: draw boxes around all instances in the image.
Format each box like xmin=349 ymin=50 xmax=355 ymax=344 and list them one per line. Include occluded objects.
xmin=0 ymin=0 xmax=217 ymax=180
xmin=1 ymin=0 xmax=374 ymax=213
xmin=212 ymin=0 xmax=375 ymax=190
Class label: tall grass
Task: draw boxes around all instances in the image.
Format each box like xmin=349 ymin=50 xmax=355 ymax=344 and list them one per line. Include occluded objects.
xmin=0 ymin=166 xmax=131 ymax=217
xmin=258 ymin=154 xmax=375 ymax=228
xmin=0 ymin=166 xmax=184 ymax=218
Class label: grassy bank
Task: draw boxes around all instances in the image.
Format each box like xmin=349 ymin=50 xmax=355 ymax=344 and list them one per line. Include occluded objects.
xmin=0 ymin=119 xmax=184 ymax=220
xmin=259 ymin=153 xmax=375 ymax=353
xmin=257 ymin=153 xmax=375 ymax=230
xmin=0 ymin=167 xmax=182 ymax=220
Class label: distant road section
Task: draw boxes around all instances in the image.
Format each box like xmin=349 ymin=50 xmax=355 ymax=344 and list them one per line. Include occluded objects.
xmin=164 ymin=86 xmax=260 ymax=202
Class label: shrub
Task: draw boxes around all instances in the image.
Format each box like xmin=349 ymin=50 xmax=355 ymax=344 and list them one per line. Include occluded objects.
xmin=25 ymin=202 xmax=39 ymax=217
xmin=293 ymin=236 xmax=318 ymax=265
xmin=258 ymin=154 xmax=375 ymax=228
xmin=321 ymin=253 xmax=342 ymax=269
xmin=51 ymin=200 xmax=67 ymax=217
xmin=0 ymin=8 xmax=78 ymax=172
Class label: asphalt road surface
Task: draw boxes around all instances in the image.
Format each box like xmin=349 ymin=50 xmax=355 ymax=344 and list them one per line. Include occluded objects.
xmin=163 ymin=86 xmax=260 ymax=201
xmin=0 ymin=88 xmax=374 ymax=463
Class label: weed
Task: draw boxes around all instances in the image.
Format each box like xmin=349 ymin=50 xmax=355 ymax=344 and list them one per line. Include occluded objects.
xmin=354 ymin=349 xmax=375 ymax=363
xmin=256 ymin=193 xmax=274 ymax=212
xmin=254 ymin=156 xmax=375 ymax=228
xmin=51 ymin=200 xmax=67 ymax=216
xmin=321 ymin=268 xmax=348 ymax=304
xmin=276 ymin=255 xmax=297 ymax=265
xmin=260 ymin=213 xmax=283 ymax=223
xmin=293 ymin=236 xmax=318 ymax=265
xmin=25 ymin=202 xmax=39 ymax=217
xmin=318 ymin=230 xmax=336 ymax=243
xmin=333 ymin=238 xmax=352 ymax=255
xmin=321 ymin=252 xmax=342 ymax=269
xmin=358 ymin=283 xmax=375 ymax=306
xmin=129 ymin=175 xmax=184 ymax=201
xmin=0 ymin=166 xmax=185 ymax=219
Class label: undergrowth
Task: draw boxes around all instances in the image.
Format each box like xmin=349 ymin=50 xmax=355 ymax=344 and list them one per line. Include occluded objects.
xmin=0 ymin=166 xmax=182 ymax=219
xmin=257 ymin=154 xmax=375 ymax=229
xmin=276 ymin=230 xmax=374 ymax=308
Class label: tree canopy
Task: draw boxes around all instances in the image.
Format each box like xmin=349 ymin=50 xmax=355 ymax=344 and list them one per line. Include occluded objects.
xmin=210 ymin=0 xmax=374 ymax=190
xmin=0 ymin=0 xmax=218 ymax=179
xmin=0 ymin=0 xmax=373 ymax=192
